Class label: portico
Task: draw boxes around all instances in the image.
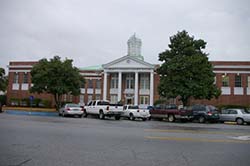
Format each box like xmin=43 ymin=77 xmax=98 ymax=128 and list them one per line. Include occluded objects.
xmin=102 ymin=68 xmax=154 ymax=106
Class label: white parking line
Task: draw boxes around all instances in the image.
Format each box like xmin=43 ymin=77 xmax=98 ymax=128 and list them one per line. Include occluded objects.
xmin=229 ymin=135 xmax=250 ymax=141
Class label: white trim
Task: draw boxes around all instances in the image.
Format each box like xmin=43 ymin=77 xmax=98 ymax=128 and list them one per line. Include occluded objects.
xmin=118 ymin=72 xmax=122 ymax=101
xmin=214 ymin=71 xmax=250 ymax=74
xmin=8 ymin=65 xmax=33 ymax=68
xmin=103 ymin=72 xmax=107 ymax=100
xmin=214 ymin=65 xmax=250 ymax=69
xmin=80 ymin=73 xmax=101 ymax=76
xmin=150 ymin=70 xmax=154 ymax=106
xmin=134 ymin=72 xmax=139 ymax=105
xmin=83 ymin=77 xmax=101 ymax=80
xmin=105 ymin=69 xmax=153 ymax=73
xmin=103 ymin=55 xmax=155 ymax=69
xmin=9 ymin=70 xmax=31 ymax=73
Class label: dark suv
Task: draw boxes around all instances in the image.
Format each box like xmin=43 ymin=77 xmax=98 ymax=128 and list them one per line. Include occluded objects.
xmin=188 ymin=105 xmax=220 ymax=123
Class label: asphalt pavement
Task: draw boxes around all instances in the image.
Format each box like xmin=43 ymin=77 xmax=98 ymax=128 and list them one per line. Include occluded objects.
xmin=0 ymin=113 xmax=250 ymax=166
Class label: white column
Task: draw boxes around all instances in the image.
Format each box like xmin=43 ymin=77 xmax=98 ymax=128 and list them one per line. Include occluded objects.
xmin=150 ymin=71 xmax=154 ymax=106
xmin=118 ymin=72 xmax=122 ymax=102
xmin=103 ymin=71 xmax=107 ymax=100
xmin=134 ymin=71 xmax=139 ymax=105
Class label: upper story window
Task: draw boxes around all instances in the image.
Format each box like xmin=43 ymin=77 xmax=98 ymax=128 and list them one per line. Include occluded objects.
xmin=222 ymin=74 xmax=229 ymax=87
xmin=96 ymin=79 xmax=101 ymax=89
xmin=126 ymin=73 xmax=134 ymax=89
xmin=111 ymin=74 xmax=118 ymax=89
xmin=80 ymin=80 xmax=85 ymax=88
xmin=13 ymin=73 xmax=19 ymax=83
xmin=140 ymin=73 xmax=149 ymax=89
xmin=235 ymin=75 xmax=242 ymax=87
xmin=87 ymin=79 xmax=93 ymax=88
xmin=23 ymin=73 xmax=28 ymax=83
xmin=247 ymin=76 xmax=250 ymax=87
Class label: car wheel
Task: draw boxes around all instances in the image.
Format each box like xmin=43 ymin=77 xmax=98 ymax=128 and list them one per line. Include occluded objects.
xmin=168 ymin=115 xmax=175 ymax=122
xmin=236 ymin=118 xmax=244 ymax=125
xmin=129 ymin=113 xmax=135 ymax=121
xmin=115 ymin=116 xmax=120 ymax=120
xmin=142 ymin=118 xmax=147 ymax=121
xmin=99 ymin=111 xmax=105 ymax=120
xmin=199 ymin=116 xmax=205 ymax=123
xmin=83 ymin=110 xmax=88 ymax=118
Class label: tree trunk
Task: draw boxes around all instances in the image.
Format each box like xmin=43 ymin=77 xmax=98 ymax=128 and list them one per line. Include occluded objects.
xmin=54 ymin=93 xmax=62 ymax=111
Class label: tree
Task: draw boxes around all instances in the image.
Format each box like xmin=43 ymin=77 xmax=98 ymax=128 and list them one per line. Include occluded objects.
xmin=30 ymin=56 xmax=85 ymax=110
xmin=157 ymin=30 xmax=221 ymax=106
xmin=0 ymin=67 xmax=7 ymax=92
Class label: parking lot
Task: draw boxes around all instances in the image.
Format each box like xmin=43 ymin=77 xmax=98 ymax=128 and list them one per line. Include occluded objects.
xmin=0 ymin=113 xmax=250 ymax=166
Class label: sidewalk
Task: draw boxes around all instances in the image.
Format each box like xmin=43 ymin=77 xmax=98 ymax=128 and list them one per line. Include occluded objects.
xmin=1 ymin=106 xmax=58 ymax=117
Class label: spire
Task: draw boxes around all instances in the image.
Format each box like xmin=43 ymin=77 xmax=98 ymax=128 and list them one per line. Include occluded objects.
xmin=127 ymin=34 xmax=144 ymax=61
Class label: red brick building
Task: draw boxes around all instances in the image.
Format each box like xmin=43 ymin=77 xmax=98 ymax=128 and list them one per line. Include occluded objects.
xmin=6 ymin=35 xmax=250 ymax=107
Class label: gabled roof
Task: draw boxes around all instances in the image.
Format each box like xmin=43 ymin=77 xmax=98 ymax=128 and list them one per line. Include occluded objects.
xmin=102 ymin=55 xmax=155 ymax=69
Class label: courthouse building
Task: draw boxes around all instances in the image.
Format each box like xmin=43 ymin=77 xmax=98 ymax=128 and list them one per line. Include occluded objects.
xmin=6 ymin=35 xmax=250 ymax=107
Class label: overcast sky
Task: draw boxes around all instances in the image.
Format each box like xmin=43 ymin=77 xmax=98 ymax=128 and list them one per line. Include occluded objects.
xmin=0 ymin=0 xmax=249 ymax=71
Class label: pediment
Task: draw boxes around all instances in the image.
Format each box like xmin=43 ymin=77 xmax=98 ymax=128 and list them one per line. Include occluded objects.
xmin=102 ymin=55 xmax=154 ymax=69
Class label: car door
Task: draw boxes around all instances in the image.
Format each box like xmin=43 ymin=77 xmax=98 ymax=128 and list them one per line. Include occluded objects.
xmin=220 ymin=109 xmax=230 ymax=121
xmin=228 ymin=110 xmax=238 ymax=121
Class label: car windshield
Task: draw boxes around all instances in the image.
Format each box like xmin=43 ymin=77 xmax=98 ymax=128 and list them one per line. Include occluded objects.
xmin=67 ymin=104 xmax=80 ymax=107
xmin=128 ymin=106 xmax=139 ymax=109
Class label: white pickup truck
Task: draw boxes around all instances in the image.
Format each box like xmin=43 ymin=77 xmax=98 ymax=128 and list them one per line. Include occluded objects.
xmin=83 ymin=100 xmax=123 ymax=120
xmin=122 ymin=105 xmax=151 ymax=121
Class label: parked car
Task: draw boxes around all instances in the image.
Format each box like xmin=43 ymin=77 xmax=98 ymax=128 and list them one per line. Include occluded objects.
xmin=219 ymin=108 xmax=250 ymax=125
xmin=83 ymin=100 xmax=123 ymax=120
xmin=59 ymin=103 xmax=84 ymax=118
xmin=187 ymin=104 xmax=220 ymax=123
xmin=149 ymin=104 xmax=193 ymax=122
xmin=122 ymin=105 xmax=151 ymax=121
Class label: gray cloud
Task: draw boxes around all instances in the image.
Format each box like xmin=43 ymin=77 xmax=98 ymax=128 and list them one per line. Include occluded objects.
xmin=0 ymin=0 xmax=250 ymax=71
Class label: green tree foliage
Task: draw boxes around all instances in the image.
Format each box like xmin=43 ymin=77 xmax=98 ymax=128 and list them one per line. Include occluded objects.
xmin=157 ymin=30 xmax=221 ymax=106
xmin=30 ymin=56 xmax=85 ymax=110
xmin=0 ymin=67 xmax=7 ymax=91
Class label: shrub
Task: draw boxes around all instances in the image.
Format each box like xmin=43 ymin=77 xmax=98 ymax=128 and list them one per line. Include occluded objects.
xmin=0 ymin=95 xmax=6 ymax=105
xmin=10 ymin=98 xmax=20 ymax=106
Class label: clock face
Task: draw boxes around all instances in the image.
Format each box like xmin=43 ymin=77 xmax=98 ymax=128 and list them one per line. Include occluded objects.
xmin=126 ymin=59 xmax=130 ymax=63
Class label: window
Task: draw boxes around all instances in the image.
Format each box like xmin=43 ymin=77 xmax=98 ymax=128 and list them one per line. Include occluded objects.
xmin=140 ymin=73 xmax=149 ymax=89
xmin=229 ymin=110 xmax=237 ymax=114
xmin=140 ymin=96 xmax=149 ymax=105
xmin=63 ymin=94 xmax=67 ymax=102
xmin=69 ymin=95 xmax=73 ymax=102
xmin=96 ymin=79 xmax=101 ymax=89
xmin=95 ymin=94 xmax=101 ymax=100
xmin=247 ymin=76 xmax=250 ymax=87
xmin=126 ymin=73 xmax=134 ymax=89
xmin=235 ymin=75 xmax=242 ymax=87
xmin=111 ymin=74 xmax=118 ymax=89
xmin=80 ymin=80 xmax=85 ymax=88
xmin=222 ymin=74 xmax=229 ymax=87
xmin=87 ymin=95 xmax=92 ymax=103
xmin=87 ymin=80 xmax=93 ymax=88
xmin=110 ymin=95 xmax=118 ymax=104
xmin=14 ymin=73 xmax=19 ymax=83
xmin=23 ymin=73 xmax=28 ymax=83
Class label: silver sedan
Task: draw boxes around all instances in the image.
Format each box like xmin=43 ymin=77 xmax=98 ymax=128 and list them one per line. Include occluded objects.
xmin=59 ymin=103 xmax=84 ymax=118
xmin=220 ymin=108 xmax=250 ymax=125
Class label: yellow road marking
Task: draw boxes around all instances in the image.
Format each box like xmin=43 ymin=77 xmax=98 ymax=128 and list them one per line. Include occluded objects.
xmin=145 ymin=136 xmax=250 ymax=144
xmin=144 ymin=129 xmax=249 ymax=136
